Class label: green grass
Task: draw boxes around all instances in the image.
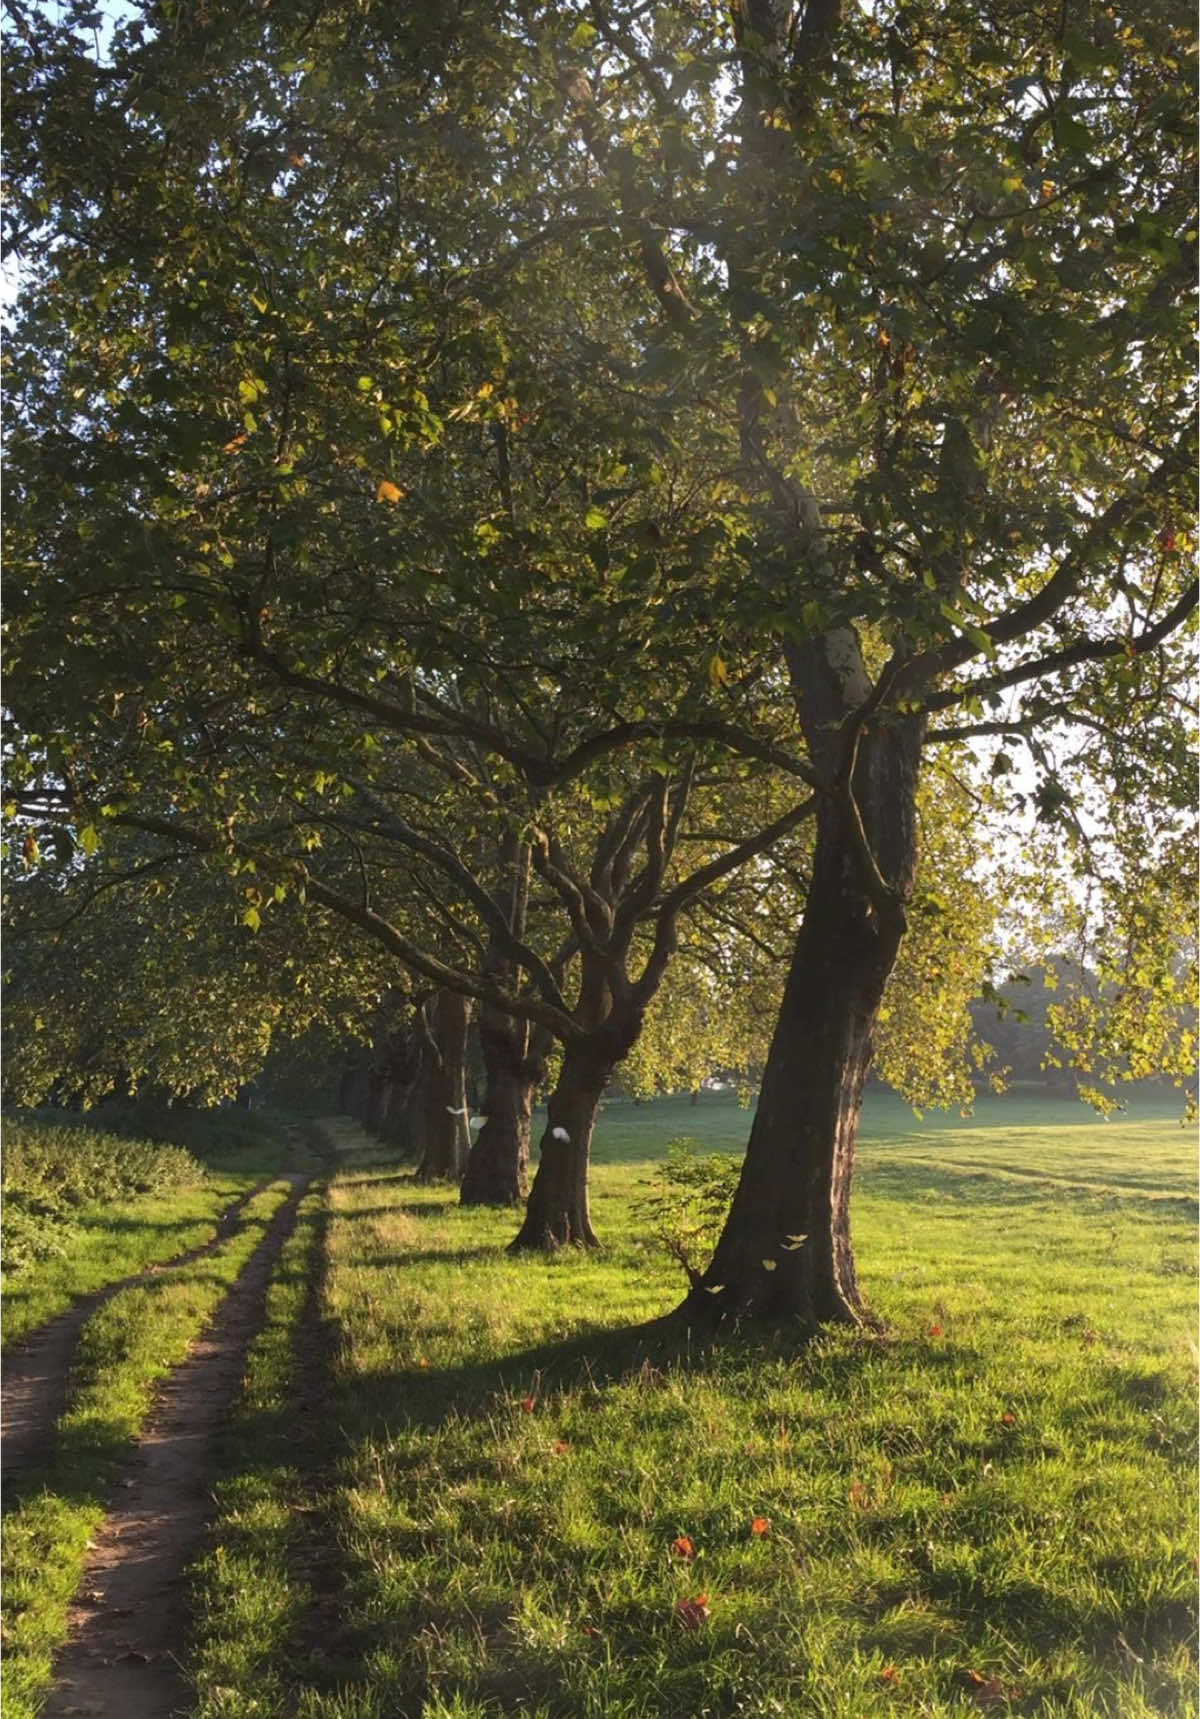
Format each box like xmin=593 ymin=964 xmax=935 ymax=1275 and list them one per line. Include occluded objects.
xmin=2 ymin=1108 xmax=308 ymax=1349
xmin=179 ymin=1099 xmax=1197 ymax=1718
xmin=0 ymin=1179 xmax=297 ymax=1719
xmin=185 ymin=1185 xmax=329 ymax=1718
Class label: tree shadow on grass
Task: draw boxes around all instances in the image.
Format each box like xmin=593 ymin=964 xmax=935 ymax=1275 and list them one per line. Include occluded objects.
xmin=342 ymin=1312 xmax=813 ymax=1439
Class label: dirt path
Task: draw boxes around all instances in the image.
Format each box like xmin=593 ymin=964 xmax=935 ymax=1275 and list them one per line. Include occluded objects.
xmin=1 ymin=1180 xmax=271 ymax=1486
xmin=40 ymin=1175 xmax=310 ymax=1719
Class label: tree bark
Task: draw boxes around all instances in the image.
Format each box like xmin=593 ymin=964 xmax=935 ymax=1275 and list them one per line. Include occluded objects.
xmin=680 ymin=709 xmax=924 ymax=1329
xmin=508 ymin=1045 xmax=609 ymax=1249
xmin=460 ymin=1007 xmax=546 ymax=1206
xmin=415 ymin=987 xmax=472 ymax=1182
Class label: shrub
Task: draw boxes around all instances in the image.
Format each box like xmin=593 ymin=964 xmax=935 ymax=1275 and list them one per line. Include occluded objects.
xmin=633 ymin=1137 xmax=741 ymax=1284
xmin=1 ymin=1118 xmax=203 ymax=1275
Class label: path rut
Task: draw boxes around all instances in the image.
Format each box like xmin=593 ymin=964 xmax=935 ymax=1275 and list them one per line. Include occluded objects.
xmin=40 ymin=1174 xmax=309 ymax=1719
xmin=1 ymin=1181 xmax=272 ymax=1486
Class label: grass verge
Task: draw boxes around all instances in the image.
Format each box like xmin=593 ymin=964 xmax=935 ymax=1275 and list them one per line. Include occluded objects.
xmin=0 ymin=1179 xmax=296 ymax=1719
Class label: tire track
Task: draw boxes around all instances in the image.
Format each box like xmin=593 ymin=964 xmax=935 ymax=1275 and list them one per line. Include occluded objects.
xmin=1 ymin=1180 xmax=272 ymax=1487
xmin=40 ymin=1175 xmax=309 ymax=1719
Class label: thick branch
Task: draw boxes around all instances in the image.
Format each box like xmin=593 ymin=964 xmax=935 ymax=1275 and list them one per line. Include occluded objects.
xmin=630 ymin=794 xmax=817 ymax=1011
xmin=904 ymin=432 xmax=1195 ymax=688
xmin=921 ymin=577 xmax=1199 ymax=717
xmin=344 ymin=781 xmax=571 ymax=1015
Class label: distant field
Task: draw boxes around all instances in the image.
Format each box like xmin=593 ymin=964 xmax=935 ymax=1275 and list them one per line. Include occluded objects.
xmin=583 ymin=1087 xmax=1198 ymax=1199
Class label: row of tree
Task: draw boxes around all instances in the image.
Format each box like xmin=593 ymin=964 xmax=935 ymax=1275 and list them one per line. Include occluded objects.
xmin=3 ymin=0 xmax=1195 ymax=1327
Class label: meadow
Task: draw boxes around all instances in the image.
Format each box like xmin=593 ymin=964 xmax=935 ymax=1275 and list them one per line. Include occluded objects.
xmin=182 ymin=1090 xmax=1197 ymax=1719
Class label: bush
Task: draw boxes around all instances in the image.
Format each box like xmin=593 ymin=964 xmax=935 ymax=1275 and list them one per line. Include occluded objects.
xmin=1 ymin=1118 xmax=203 ymax=1274
xmin=633 ymin=1137 xmax=741 ymax=1283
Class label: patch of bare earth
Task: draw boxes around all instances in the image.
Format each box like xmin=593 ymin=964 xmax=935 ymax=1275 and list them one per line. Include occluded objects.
xmin=1 ymin=1181 xmax=270 ymax=1487
xmin=40 ymin=1174 xmax=309 ymax=1719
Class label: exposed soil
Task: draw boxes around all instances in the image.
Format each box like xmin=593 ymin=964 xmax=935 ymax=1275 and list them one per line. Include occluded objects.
xmin=1 ymin=1180 xmax=270 ymax=1486
xmin=40 ymin=1174 xmax=309 ymax=1719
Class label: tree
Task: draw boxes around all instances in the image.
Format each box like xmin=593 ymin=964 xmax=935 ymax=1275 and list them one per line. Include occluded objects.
xmin=4 ymin=0 xmax=1194 ymax=1318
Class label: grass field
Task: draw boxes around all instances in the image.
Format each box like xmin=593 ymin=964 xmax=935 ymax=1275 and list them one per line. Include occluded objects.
xmin=183 ymin=1094 xmax=1197 ymax=1719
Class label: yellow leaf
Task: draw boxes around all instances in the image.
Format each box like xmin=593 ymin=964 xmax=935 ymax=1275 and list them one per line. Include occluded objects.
xmin=376 ymin=479 xmax=404 ymax=503
xmin=708 ymin=654 xmax=730 ymax=691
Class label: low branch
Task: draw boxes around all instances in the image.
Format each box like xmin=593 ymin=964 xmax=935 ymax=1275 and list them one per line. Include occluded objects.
xmin=344 ymin=780 xmax=571 ymax=1016
xmin=903 ymin=431 xmax=1195 ymax=688
xmin=107 ymin=811 xmax=583 ymax=1046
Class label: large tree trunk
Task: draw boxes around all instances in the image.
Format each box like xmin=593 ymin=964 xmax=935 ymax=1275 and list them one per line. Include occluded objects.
xmin=460 ymin=1008 xmax=547 ymax=1206
xmin=680 ymin=706 xmax=924 ymax=1329
xmin=415 ymin=988 xmax=472 ymax=1183
xmin=508 ymin=1045 xmax=609 ymax=1249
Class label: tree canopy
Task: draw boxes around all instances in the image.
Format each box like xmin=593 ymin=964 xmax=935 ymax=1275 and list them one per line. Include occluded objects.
xmin=4 ymin=0 xmax=1194 ymax=1310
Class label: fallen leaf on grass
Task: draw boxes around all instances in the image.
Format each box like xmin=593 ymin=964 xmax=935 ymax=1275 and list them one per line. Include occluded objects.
xmin=880 ymin=1664 xmax=900 ymax=1686
xmin=962 ymin=1669 xmax=1019 ymax=1705
xmin=750 ymin=1516 xmax=771 ymax=1536
xmin=376 ymin=479 xmax=405 ymax=503
xmin=1000 ymin=1411 xmax=1016 ymax=1426
xmin=582 ymin=1623 xmax=602 ymax=1638
xmin=520 ymin=1396 xmax=537 ymax=1413
xmin=675 ymin=1593 xmax=710 ymax=1628
xmin=671 ymin=1535 xmax=696 ymax=1561
xmin=552 ymin=1439 xmax=570 ymax=1455
xmin=928 ymin=1322 xmax=944 ymax=1336
xmin=849 ymin=1481 xmax=867 ymax=1508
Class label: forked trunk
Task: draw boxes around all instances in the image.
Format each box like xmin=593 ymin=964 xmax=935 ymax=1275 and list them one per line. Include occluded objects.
xmin=415 ymin=988 xmax=472 ymax=1183
xmin=681 ymin=715 xmax=923 ymax=1329
xmin=508 ymin=1048 xmax=609 ymax=1249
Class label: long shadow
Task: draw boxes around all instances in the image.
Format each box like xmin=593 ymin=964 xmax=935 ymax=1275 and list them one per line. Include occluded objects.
xmin=339 ymin=1316 xmax=750 ymax=1441
xmin=858 ymin=1158 xmax=1198 ymax=1212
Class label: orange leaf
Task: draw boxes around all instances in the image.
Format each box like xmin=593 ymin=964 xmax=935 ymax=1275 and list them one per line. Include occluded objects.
xmin=223 ymin=433 xmax=248 ymax=454
xmin=418 ymin=1356 xmax=430 ymax=1369
xmin=1160 ymin=528 xmax=1177 ymax=553
xmin=750 ymin=1516 xmax=771 ymax=1537
xmin=1000 ymin=1411 xmax=1016 ymax=1426
xmin=671 ymin=1535 xmax=696 ymax=1561
xmin=552 ymin=1439 xmax=570 ymax=1455
xmin=880 ymin=1665 xmax=900 ymax=1686
xmin=928 ymin=1322 xmax=944 ymax=1337
xmin=963 ymin=1670 xmax=1016 ymax=1706
xmin=675 ymin=1594 xmax=710 ymax=1628
xmin=376 ymin=479 xmax=404 ymax=503
xmin=520 ymin=1396 xmax=537 ymax=1413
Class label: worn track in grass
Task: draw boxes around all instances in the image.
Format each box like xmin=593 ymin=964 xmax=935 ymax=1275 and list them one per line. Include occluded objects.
xmin=40 ymin=1174 xmax=309 ymax=1719
xmin=1 ymin=1180 xmax=273 ymax=1487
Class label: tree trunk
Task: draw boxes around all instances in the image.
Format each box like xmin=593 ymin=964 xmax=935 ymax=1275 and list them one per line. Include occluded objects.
xmin=680 ymin=713 xmax=923 ymax=1329
xmin=508 ymin=1046 xmax=609 ymax=1249
xmin=460 ymin=1009 xmax=545 ymax=1206
xmin=415 ymin=988 xmax=472 ymax=1182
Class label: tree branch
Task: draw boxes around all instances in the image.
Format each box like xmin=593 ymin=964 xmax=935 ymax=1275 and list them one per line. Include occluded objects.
xmin=921 ymin=576 xmax=1199 ymax=717
xmin=106 ymin=811 xmax=583 ymax=1045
